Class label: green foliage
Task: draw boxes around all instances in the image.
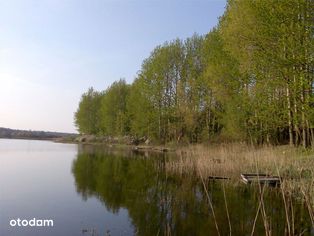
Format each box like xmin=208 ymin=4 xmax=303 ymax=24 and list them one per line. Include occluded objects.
xmin=100 ymin=79 xmax=130 ymax=136
xmin=127 ymin=77 xmax=156 ymax=138
xmin=74 ymin=87 xmax=102 ymax=135
xmin=74 ymin=0 xmax=314 ymax=146
xmin=220 ymin=0 xmax=314 ymax=146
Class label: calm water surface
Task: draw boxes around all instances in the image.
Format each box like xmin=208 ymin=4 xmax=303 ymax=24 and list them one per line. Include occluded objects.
xmin=0 ymin=139 xmax=313 ymax=235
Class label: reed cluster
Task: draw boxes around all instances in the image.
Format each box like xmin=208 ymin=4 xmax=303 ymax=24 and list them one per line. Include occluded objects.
xmin=166 ymin=143 xmax=314 ymax=235
xmin=167 ymin=143 xmax=314 ymax=181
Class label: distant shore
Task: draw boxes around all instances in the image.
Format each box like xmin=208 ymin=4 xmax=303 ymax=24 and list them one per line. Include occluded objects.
xmin=0 ymin=127 xmax=77 ymax=141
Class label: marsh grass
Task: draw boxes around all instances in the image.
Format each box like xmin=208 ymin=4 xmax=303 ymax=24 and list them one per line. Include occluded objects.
xmin=167 ymin=143 xmax=314 ymax=183
xmin=166 ymin=143 xmax=314 ymax=234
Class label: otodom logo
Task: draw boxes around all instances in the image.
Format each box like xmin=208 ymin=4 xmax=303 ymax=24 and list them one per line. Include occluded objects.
xmin=10 ymin=218 xmax=54 ymax=227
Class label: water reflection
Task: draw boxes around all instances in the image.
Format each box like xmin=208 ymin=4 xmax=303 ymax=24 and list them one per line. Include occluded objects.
xmin=72 ymin=145 xmax=313 ymax=235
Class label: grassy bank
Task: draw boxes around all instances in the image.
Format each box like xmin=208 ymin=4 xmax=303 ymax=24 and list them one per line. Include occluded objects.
xmin=167 ymin=143 xmax=314 ymax=179
xmin=165 ymin=143 xmax=314 ymax=234
xmin=167 ymin=144 xmax=314 ymax=200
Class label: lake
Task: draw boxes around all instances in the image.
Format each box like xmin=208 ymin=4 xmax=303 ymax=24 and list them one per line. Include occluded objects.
xmin=0 ymin=139 xmax=313 ymax=235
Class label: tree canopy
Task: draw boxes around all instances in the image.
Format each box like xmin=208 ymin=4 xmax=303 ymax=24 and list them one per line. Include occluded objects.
xmin=75 ymin=0 xmax=314 ymax=147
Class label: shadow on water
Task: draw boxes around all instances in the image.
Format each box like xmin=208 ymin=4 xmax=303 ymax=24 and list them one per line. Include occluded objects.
xmin=72 ymin=144 xmax=313 ymax=236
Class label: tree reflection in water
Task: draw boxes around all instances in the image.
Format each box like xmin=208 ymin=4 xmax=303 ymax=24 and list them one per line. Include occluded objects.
xmin=72 ymin=145 xmax=313 ymax=235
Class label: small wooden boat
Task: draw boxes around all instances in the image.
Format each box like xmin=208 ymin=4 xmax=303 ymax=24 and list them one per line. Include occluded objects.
xmin=241 ymin=173 xmax=281 ymax=187
xmin=208 ymin=176 xmax=231 ymax=180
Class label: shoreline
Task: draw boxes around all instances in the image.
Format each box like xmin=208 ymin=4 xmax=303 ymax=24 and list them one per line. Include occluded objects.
xmin=51 ymin=136 xmax=314 ymax=192
xmin=55 ymin=135 xmax=176 ymax=152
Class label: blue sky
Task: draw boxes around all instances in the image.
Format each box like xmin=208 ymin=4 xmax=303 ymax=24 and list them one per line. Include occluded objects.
xmin=0 ymin=0 xmax=226 ymax=133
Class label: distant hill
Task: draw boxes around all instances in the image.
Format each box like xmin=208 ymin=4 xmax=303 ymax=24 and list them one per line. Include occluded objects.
xmin=0 ymin=127 xmax=77 ymax=140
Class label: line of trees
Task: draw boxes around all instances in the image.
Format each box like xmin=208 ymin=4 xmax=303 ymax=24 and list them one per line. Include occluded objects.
xmin=75 ymin=0 xmax=314 ymax=147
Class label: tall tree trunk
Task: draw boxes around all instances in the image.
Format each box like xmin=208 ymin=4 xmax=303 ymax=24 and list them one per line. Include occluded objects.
xmin=286 ymin=86 xmax=294 ymax=146
xmin=301 ymin=85 xmax=306 ymax=148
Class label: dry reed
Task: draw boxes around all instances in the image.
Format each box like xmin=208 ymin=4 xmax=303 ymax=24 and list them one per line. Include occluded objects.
xmin=166 ymin=143 xmax=314 ymax=212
